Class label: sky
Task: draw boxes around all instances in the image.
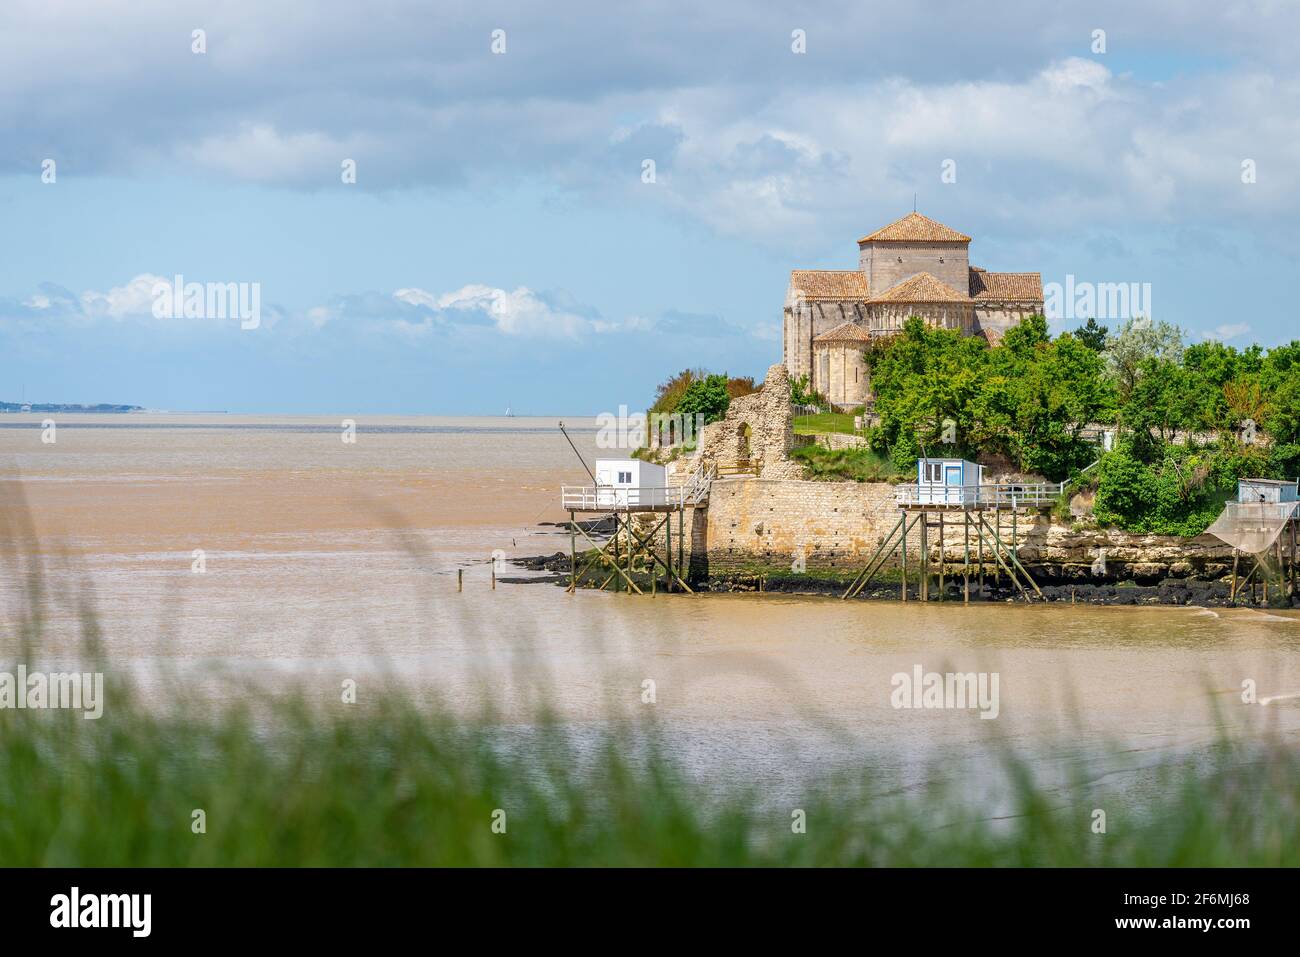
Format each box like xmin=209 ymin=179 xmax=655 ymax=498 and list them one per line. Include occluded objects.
xmin=2 ymin=1 xmax=1298 ymax=414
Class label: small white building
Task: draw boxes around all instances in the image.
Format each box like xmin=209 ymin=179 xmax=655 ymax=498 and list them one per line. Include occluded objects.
xmin=594 ymin=458 xmax=668 ymax=507
xmin=1237 ymin=478 xmax=1299 ymax=505
xmin=916 ymin=457 xmax=984 ymax=505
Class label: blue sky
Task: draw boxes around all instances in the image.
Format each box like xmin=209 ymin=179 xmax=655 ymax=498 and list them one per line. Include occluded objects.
xmin=2 ymin=1 xmax=1298 ymax=413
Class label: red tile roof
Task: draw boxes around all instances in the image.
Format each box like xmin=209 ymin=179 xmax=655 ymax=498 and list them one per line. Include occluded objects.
xmin=968 ymin=267 xmax=1043 ymax=302
xmin=869 ymin=272 xmax=971 ymax=304
xmin=788 ymin=270 xmax=870 ymax=302
xmin=813 ymin=321 xmax=874 ymax=344
xmin=858 ymin=212 xmax=971 ymax=244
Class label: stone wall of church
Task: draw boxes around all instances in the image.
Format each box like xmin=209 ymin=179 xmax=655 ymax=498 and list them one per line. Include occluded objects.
xmin=782 ymin=299 xmax=867 ymax=382
xmin=812 ymin=342 xmax=870 ymax=409
xmin=869 ymin=302 xmax=973 ymax=334
xmin=974 ymin=303 xmax=1041 ymax=344
xmin=858 ymin=241 xmax=969 ymax=294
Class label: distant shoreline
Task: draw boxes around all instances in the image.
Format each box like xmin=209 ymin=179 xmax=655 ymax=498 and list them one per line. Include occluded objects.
xmin=0 ymin=403 xmax=144 ymax=413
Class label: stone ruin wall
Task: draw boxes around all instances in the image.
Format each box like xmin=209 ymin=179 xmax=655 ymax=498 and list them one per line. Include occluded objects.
xmin=692 ymin=363 xmax=804 ymax=480
xmin=700 ymin=477 xmax=1234 ymax=580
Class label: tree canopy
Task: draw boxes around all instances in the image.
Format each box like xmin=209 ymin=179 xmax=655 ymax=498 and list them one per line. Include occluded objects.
xmin=864 ymin=315 xmax=1299 ymax=534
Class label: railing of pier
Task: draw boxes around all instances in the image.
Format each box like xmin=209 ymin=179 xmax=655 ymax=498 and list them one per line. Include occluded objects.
xmin=560 ymin=485 xmax=689 ymax=510
xmin=893 ymin=482 xmax=1063 ymax=509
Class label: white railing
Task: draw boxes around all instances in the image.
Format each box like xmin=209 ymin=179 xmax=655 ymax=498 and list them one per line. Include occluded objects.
xmin=561 ymin=485 xmax=689 ymax=510
xmin=894 ymin=482 xmax=1063 ymax=508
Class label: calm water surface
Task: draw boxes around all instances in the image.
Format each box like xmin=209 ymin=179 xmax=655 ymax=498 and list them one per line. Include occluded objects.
xmin=2 ymin=414 xmax=1297 ymax=802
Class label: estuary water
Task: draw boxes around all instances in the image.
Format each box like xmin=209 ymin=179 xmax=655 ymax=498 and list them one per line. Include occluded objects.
xmin=2 ymin=414 xmax=1298 ymax=803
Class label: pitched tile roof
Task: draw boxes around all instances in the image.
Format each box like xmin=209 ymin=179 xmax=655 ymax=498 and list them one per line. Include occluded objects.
xmin=858 ymin=212 xmax=971 ymax=244
xmin=813 ymin=321 xmax=874 ymax=344
xmin=968 ymin=267 xmax=1043 ymax=302
xmin=788 ymin=269 xmax=869 ymax=302
xmin=869 ymin=272 xmax=971 ymax=304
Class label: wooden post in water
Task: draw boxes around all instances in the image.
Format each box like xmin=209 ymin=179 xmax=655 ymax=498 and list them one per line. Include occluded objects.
xmin=678 ymin=508 xmax=685 ymax=586
xmin=569 ymin=512 xmax=576 ymax=591
xmin=963 ymin=510 xmax=970 ymax=604
xmin=1011 ymin=508 xmax=1018 ymax=572
xmin=920 ymin=515 xmax=929 ymax=602
xmin=612 ymin=514 xmax=621 ymax=593
xmin=1284 ymin=514 xmax=1294 ymax=598
xmin=977 ymin=512 xmax=984 ymax=589
xmin=900 ymin=513 xmax=908 ymax=602
xmin=1230 ymin=550 xmax=1239 ymax=604
xmin=458 ymin=568 xmax=462 ymax=592
xmin=938 ymin=513 xmax=945 ymax=600
xmin=665 ymin=511 xmax=673 ymax=594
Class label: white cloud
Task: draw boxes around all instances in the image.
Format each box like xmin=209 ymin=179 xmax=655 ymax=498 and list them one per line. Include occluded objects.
xmin=428 ymin=285 xmax=595 ymax=338
xmin=80 ymin=273 xmax=168 ymax=319
xmin=177 ymin=123 xmax=362 ymax=184
xmin=1202 ymin=323 xmax=1251 ymax=342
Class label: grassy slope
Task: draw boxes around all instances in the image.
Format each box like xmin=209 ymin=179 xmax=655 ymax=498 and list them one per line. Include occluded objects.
xmin=791 ymin=444 xmax=901 ymax=482
xmin=793 ymin=412 xmax=859 ymax=436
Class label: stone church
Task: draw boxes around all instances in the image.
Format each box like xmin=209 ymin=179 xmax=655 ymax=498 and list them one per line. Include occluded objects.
xmin=783 ymin=212 xmax=1043 ymax=410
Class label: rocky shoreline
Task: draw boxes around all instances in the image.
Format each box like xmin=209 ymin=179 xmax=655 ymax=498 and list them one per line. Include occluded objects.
xmin=509 ymin=550 xmax=1297 ymax=607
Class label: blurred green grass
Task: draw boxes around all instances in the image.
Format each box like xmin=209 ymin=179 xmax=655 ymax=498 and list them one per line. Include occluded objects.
xmin=1 ymin=682 xmax=1296 ymax=866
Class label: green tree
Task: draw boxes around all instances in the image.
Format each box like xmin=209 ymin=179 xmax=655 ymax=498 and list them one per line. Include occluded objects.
xmin=1122 ymin=358 xmax=1201 ymax=444
xmin=1093 ymin=441 xmax=1158 ymax=528
xmin=1265 ymin=367 xmax=1300 ymax=446
xmin=1074 ymin=318 xmax=1109 ymax=352
xmin=676 ymin=374 xmax=732 ymax=425
xmin=1102 ymin=317 xmax=1185 ymax=399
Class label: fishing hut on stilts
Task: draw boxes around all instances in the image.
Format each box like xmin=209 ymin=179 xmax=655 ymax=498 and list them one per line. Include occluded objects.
xmin=1207 ymin=478 xmax=1300 ymax=605
xmin=557 ymin=424 xmax=711 ymax=595
xmin=842 ymin=457 xmax=1062 ymax=602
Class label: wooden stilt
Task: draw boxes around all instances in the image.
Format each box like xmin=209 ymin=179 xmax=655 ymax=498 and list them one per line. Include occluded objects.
xmin=1230 ymin=550 xmax=1239 ymax=605
xmin=843 ymin=512 xmax=906 ymax=599
xmin=569 ymin=512 xmax=576 ymax=592
xmin=665 ymin=511 xmax=672 ymax=593
xmin=1284 ymin=514 xmax=1294 ymax=598
xmin=612 ymin=514 xmax=621 ymax=593
xmin=963 ymin=510 xmax=970 ymax=604
xmin=938 ymin=512 xmax=945 ymax=600
xmin=901 ymin=512 xmax=909 ymax=602
xmin=920 ymin=515 xmax=929 ymax=602
xmin=1011 ymin=508 xmax=1018 ymax=570
xmin=977 ymin=513 xmax=1042 ymax=601
xmin=678 ymin=507 xmax=685 ymax=585
xmin=623 ymin=515 xmax=692 ymax=593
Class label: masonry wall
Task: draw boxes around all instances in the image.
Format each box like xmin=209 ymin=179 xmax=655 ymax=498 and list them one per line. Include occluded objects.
xmin=974 ymin=302 xmax=1041 ymax=344
xmin=697 ymin=477 xmax=1234 ymax=579
xmin=859 ymin=242 xmax=969 ymax=293
xmin=703 ymin=478 xmax=899 ymax=573
xmin=813 ymin=342 xmax=869 ymax=409
xmin=783 ymin=299 xmax=867 ymax=381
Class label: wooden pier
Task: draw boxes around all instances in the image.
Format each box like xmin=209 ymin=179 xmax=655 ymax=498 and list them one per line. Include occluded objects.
xmin=843 ymin=483 xmax=1053 ymax=602
xmin=561 ymin=466 xmax=712 ymax=595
